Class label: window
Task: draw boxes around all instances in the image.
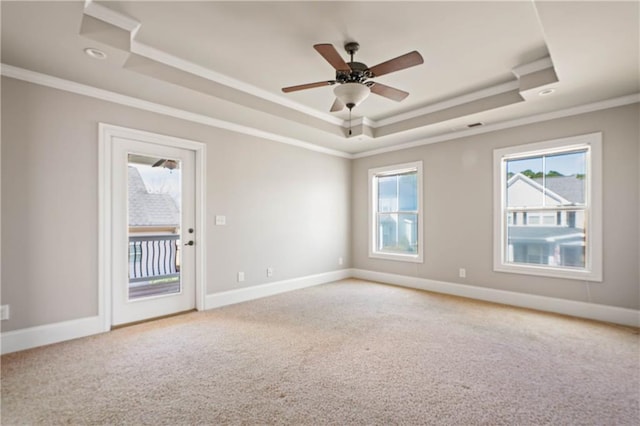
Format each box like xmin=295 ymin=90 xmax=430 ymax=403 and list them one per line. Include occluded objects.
xmin=493 ymin=133 xmax=602 ymax=281
xmin=369 ymin=161 xmax=423 ymax=263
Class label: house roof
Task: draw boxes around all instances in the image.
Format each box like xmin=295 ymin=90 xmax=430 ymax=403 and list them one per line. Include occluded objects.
xmin=533 ymin=176 xmax=585 ymax=204
xmin=508 ymin=226 xmax=584 ymax=244
xmin=128 ymin=166 xmax=179 ymax=227
xmin=508 ymin=173 xmax=585 ymax=205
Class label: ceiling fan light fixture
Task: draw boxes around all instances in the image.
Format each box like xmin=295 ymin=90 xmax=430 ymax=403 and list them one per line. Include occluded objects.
xmin=152 ymin=159 xmax=179 ymax=170
xmin=163 ymin=160 xmax=179 ymax=170
xmin=334 ymin=83 xmax=370 ymax=110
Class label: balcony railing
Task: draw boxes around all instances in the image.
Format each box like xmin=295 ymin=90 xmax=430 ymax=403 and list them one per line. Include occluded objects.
xmin=128 ymin=234 xmax=180 ymax=283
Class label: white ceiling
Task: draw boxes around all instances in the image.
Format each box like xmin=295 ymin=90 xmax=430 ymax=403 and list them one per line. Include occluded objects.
xmin=1 ymin=1 xmax=638 ymax=156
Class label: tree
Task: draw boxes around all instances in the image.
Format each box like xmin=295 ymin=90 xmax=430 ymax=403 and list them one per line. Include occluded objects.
xmin=521 ymin=169 xmax=542 ymax=179
xmin=518 ymin=169 xmax=565 ymax=179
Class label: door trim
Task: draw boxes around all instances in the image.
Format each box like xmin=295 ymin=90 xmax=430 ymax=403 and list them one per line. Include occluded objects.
xmin=99 ymin=123 xmax=206 ymax=331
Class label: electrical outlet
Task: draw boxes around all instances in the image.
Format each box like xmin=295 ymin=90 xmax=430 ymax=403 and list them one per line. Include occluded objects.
xmin=459 ymin=268 xmax=466 ymax=278
xmin=237 ymin=272 xmax=245 ymax=282
xmin=338 ymin=257 xmax=344 ymax=266
xmin=267 ymin=267 xmax=273 ymax=277
xmin=0 ymin=305 xmax=10 ymax=321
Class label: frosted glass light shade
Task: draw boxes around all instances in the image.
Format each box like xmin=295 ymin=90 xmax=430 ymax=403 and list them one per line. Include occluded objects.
xmin=334 ymin=83 xmax=370 ymax=108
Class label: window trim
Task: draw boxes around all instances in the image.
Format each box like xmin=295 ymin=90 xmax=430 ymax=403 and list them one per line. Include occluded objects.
xmin=493 ymin=132 xmax=602 ymax=281
xmin=368 ymin=161 xmax=423 ymax=263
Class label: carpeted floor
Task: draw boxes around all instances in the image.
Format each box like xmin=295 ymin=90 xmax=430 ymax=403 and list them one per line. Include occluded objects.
xmin=1 ymin=279 xmax=639 ymax=425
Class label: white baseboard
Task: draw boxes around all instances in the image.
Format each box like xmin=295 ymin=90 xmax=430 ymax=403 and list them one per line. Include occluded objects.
xmin=1 ymin=269 xmax=351 ymax=355
xmin=205 ymin=269 xmax=352 ymax=310
xmin=352 ymin=269 xmax=640 ymax=327
xmin=3 ymin=268 xmax=636 ymax=354
xmin=1 ymin=315 xmax=105 ymax=355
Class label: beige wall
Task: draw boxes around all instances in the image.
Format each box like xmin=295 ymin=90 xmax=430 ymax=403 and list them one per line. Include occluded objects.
xmin=1 ymin=77 xmax=351 ymax=331
xmin=352 ymin=103 xmax=640 ymax=310
xmin=1 ymin=75 xmax=638 ymax=335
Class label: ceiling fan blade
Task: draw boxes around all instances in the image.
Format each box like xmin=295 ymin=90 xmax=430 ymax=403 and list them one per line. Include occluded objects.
xmin=313 ymin=44 xmax=351 ymax=71
xmin=368 ymin=51 xmax=424 ymax=77
xmin=282 ymin=81 xmax=334 ymax=93
xmin=330 ymin=98 xmax=345 ymax=112
xmin=152 ymin=159 xmax=166 ymax=167
xmin=370 ymin=82 xmax=409 ymax=102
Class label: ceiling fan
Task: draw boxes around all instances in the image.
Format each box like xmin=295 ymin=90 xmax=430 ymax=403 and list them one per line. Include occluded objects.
xmin=282 ymin=42 xmax=424 ymax=113
xmin=152 ymin=159 xmax=179 ymax=170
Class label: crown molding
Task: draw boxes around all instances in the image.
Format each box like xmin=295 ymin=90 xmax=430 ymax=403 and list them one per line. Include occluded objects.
xmin=511 ymin=56 xmax=555 ymax=78
xmin=130 ymin=40 xmax=344 ymax=127
xmin=83 ymin=0 xmax=343 ymax=128
xmin=4 ymin=63 xmax=636 ymax=161
xmin=0 ymin=64 xmax=352 ymax=159
xmin=373 ymin=80 xmax=521 ymax=128
xmin=83 ymin=0 xmax=140 ymax=34
xmin=352 ymin=93 xmax=640 ymax=159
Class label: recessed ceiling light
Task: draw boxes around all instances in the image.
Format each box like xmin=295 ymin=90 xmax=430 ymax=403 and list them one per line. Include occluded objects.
xmin=84 ymin=47 xmax=107 ymax=60
xmin=538 ymin=88 xmax=555 ymax=96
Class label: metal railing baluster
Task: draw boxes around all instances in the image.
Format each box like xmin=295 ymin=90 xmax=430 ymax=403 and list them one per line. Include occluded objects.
xmin=128 ymin=234 xmax=180 ymax=283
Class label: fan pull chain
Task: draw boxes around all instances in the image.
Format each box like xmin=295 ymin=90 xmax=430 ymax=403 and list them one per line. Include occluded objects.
xmin=348 ymin=108 xmax=352 ymax=136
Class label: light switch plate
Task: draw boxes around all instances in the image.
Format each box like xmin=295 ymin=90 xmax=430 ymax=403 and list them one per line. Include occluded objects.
xmin=0 ymin=305 xmax=10 ymax=320
xmin=215 ymin=215 xmax=226 ymax=226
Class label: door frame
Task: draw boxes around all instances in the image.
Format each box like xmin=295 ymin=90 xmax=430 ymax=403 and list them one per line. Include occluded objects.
xmin=99 ymin=123 xmax=206 ymax=331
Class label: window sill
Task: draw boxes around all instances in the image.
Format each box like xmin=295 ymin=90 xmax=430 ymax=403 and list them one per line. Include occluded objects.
xmin=494 ymin=263 xmax=602 ymax=282
xmin=369 ymin=252 xmax=423 ymax=263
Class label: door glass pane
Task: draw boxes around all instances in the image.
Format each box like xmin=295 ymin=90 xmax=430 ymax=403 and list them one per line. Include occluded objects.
xmin=127 ymin=154 xmax=182 ymax=300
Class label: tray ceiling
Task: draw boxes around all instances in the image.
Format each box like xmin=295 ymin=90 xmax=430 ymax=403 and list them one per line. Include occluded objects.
xmin=1 ymin=1 xmax=638 ymax=155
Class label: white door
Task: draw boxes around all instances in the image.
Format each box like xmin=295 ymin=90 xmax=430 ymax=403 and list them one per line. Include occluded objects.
xmin=111 ymin=137 xmax=196 ymax=325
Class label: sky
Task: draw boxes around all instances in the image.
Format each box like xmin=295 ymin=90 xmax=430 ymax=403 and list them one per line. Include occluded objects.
xmin=507 ymin=150 xmax=587 ymax=176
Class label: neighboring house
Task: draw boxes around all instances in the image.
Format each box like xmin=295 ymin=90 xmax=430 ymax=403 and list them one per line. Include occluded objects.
xmin=506 ymin=173 xmax=585 ymax=267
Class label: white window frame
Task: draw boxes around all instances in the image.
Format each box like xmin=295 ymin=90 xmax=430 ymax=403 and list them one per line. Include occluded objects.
xmin=493 ymin=133 xmax=602 ymax=281
xmin=368 ymin=161 xmax=423 ymax=263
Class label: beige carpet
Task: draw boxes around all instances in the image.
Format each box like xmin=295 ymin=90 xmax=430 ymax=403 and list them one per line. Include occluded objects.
xmin=2 ymin=279 xmax=639 ymax=425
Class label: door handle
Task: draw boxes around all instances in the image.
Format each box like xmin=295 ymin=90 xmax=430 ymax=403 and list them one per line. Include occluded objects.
xmin=184 ymin=240 xmax=194 ymax=246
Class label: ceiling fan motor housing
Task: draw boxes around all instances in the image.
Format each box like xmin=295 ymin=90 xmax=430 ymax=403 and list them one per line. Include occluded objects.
xmin=336 ymin=62 xmax=371 ymax=84
xmin=335 ymin=42 xmax=372 ymax=84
